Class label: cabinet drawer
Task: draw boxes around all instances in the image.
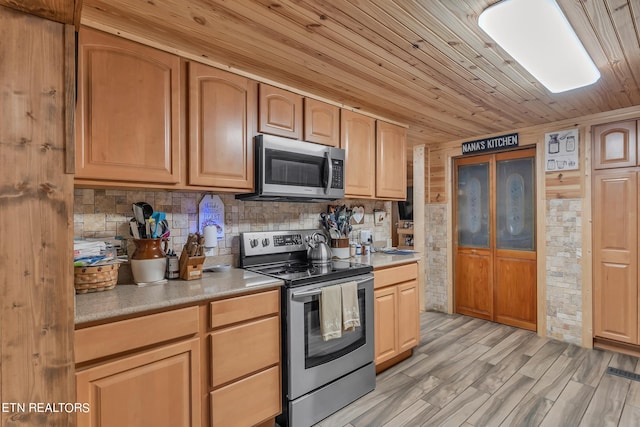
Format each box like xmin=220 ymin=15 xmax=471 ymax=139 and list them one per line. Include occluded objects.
xmin=374 ymin=262 xmax=418 ymax=289
xmin=209 ymin=289 xmax=279 ymax=328
xmin=210 ymin=316 xmax=280 ymax=387
xmin=75 ymin=306 xmax=199 ymax=364
xmin=210 ymin=366 xmax=281 ymax=427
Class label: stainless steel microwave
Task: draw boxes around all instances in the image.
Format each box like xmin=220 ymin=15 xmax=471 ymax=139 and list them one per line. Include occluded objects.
xmin=236 ymin=134 xmax=346 ymax=202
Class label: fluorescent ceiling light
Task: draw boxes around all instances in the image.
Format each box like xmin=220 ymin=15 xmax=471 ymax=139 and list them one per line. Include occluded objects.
xmin=478 ymin=0 xmax=600 ymax=93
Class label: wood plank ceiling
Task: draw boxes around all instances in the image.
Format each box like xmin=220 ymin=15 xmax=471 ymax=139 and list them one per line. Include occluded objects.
xmin=80 ymin=0 xmax=640 ymax=148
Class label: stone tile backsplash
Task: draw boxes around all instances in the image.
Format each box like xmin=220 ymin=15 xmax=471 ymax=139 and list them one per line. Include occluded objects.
xmin=74 ymin=189 xmax=391 ymax=266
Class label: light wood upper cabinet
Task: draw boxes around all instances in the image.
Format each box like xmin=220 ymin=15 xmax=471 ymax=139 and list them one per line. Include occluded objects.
xmin=593 ymin=120 xmax=638 ymax=170
xmin=341 ymin=109 xmax=376 ymax=198
xmin=259 ymin=84 xmax=303 ymax=139
xmin=304 ymin=98 xmax=340 ymax=147
xmin=376 ymin=121 xmax=407 ymax=200
xmin=188 ymin=62 xmax=256 ymax=190
xmin=75 ymin=27 xmax=181 ymax=184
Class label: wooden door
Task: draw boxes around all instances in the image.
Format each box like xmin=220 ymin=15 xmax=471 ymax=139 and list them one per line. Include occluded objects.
xmin=258 ymin=84 xmax=302 ymax=139
xmin=75 ymin=27 xmax=181 ymax=184
xmin=593 ymin=169 xmax=638 ymax=343
xmin=493 ymin=150 xmax=537 ymax=330
xmin=376 ymin=121 xmax=407 ymax=200
xmin=304 ymin=98 xmax=340 ymax=147
xmin=374 ymin=286 xmax=397 ymax=365
xmin=341 ymin=109 xmax=375 ymax=198
xmin=454 ymin=149 xmax=537 ymax=330
xmin=188 ymin=62 xmax=256 ymax=190
xmin=593 ymin=120 xmax=637 ymax=170
xmin=76 ymin=338 xmax=201 ymax=427
xmin=455 ymin=155 xmax=493 ymax=320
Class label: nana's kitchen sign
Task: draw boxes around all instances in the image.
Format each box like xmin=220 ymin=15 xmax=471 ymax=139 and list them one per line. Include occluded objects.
xmin=461 ymin=133 xmax=519 ymax=155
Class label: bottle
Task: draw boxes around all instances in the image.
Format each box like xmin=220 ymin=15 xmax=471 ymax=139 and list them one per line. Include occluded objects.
xmin=548 ymin=134 xmax=559 ymax=154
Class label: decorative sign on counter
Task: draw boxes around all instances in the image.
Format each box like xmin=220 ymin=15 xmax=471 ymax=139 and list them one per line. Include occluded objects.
xmin=545 ymin=128 xmax=578 ymax=172
xmin=198 ymin=194 xmax=224 ymax=240
xmin=462 ymin=133 xmax=519 ymax=155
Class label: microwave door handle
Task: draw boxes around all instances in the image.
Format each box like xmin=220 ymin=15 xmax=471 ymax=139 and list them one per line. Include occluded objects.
xmin=324 ymin=152 xmax=333 ymax=195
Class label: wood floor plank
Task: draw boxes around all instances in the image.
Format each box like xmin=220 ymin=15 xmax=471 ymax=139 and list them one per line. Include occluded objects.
xmin=419 ymin=387 xmax=490 ymax=427
xmin=427 ymin=343 xmax=491 ymax=380
xmin=473 ymin=350 xmax=530 ymax=395
xmin=402 ymin=343 xmax=467 ymax=378
xmin=390 ymin=400 xmax=440 ymax=427
xmin=625 ymin=358 xmax=640 ymax=407
xmin=477 ymin=323 xmax=517 ymax=347
xmin=418 ymin=318 xmax=486 ymax=354
xmin=500 ymin=392 xmax=554 ymax=427
xmin=350 ymin=378 xmax=427 ymax=427
xmin=479 ymin=328 xmax=534 ymax=365
xmin=530 ymin=353 xmax=587 ymax=401
xmin=618 ymin=404 xmax=640 ymax=427
xmin=539 ymin=380 xmax=595 ymax=427
xmin=380 ymin=399 xmax=432 ymax=427
xmin=572 ymin=349 xmax=613 ymax=387
xmin=519 ymin=340 xmax=569 ymax=380
xmin=578 ymin=374 xmax=630 ymax=427
xmin=467 ymin=373 xmax=536 ymax=426
xmin=423 ymin=359 xmax=493 ymax=409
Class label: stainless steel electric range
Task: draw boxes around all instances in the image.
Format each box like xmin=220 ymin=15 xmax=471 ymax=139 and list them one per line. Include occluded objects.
xmin=240 ymin=230 xmax=375 ymax=427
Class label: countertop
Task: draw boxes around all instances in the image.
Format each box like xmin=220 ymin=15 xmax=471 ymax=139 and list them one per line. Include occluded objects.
xmin=362 ymin=251 xmax=421 ymax=269
xmin=74 ymin=251 xmax=421 ymax=325
xmin=75 ymin=268 xmax=283 ymax=325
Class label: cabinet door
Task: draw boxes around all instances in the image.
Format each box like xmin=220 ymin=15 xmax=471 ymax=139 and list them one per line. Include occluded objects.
xmin=304 ymin=98 xmax=339 ymax=147
xmin=76 ymin=338 xmax=201 ymax=427
xmin=374 ymin=286 xmax=398 ymax=365
xmin=75 ymin=27 xmax=181 ymax=184
xmin=376 ymin=121 xmax=407 ymax=200
xmin=593 ymin=120 xmax=637 ymax=169
xmin=188 ymin=62 xmax=256 ymax=190
xmin=341 ymin=109 xmax=375 ymax=198
xmin=258 ymin=84 xmax=302 ymax=139
xmin=593 ymin=170 xmax=638 ymax=343
xmin=397 ymin=281 xmax=419 ymax=352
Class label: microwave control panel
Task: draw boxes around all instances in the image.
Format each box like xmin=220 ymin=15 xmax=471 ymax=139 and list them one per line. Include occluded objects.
xmin=331 ymin=159 xmax=344 ymax=189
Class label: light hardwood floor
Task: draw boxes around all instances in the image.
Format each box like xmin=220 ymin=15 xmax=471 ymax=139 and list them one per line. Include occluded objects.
xmin=314 ymin=311 xmax=640 ymax=427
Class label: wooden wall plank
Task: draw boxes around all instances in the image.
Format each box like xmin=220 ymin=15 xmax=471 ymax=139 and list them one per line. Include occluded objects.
xmin=0 ymin=6 xmax=74 ymax=425
xmin=0 ymin=0 xmax=79 ymax=24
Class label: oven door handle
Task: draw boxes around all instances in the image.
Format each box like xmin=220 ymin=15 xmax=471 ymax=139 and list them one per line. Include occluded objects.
xmin=291 ymin=279 xmax=370 ymax=299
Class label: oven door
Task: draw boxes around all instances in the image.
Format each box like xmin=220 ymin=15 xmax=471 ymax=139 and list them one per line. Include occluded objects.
xmin=286 ymin=274 xmax=374 ymax=400
xmin=258 ymin=134 xmax=345 ymax=199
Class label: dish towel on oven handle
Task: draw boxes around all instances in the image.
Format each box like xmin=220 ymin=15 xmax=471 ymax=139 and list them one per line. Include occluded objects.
xmin=320 ymin=284 xmax=342 ymax=341
xmin=341 ymin=281 xmax=360 ymax=331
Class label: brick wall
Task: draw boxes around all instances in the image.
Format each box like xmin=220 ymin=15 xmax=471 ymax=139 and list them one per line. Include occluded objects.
xmin=425 ymin=204 xmax=448 ymax=311
xmin=545 ymin=199 xmax=583 ymax=344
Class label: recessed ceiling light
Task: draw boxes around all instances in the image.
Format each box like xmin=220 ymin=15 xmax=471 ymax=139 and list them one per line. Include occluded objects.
xmin=478 ymin=0 xmax=601 ymax=93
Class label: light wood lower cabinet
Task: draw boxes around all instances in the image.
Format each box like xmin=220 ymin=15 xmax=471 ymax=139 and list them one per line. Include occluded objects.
xmin=76 ymin=338 xmax=201 ymax=427
xmin=75 ymin=289 xmax=282 ymax=427
xmin=208 ymin=289 xmax=281 ymax=427
xmin=373 ymin=262 xmax=419 ymax=370
xmin=75 ymin=307 xmax=201 ymax=427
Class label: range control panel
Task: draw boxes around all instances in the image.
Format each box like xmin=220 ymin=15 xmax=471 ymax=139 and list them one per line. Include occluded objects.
xmin=240 ymin=229 xmax=320 ymax=258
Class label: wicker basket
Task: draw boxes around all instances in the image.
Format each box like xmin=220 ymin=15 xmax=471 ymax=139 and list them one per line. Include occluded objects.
xmin=74 ymin=263 xmax=119 ymax=294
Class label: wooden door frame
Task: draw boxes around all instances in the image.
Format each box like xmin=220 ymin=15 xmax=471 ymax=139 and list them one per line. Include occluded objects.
xmin=452 ymin=147 xmax=539 ymax=331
